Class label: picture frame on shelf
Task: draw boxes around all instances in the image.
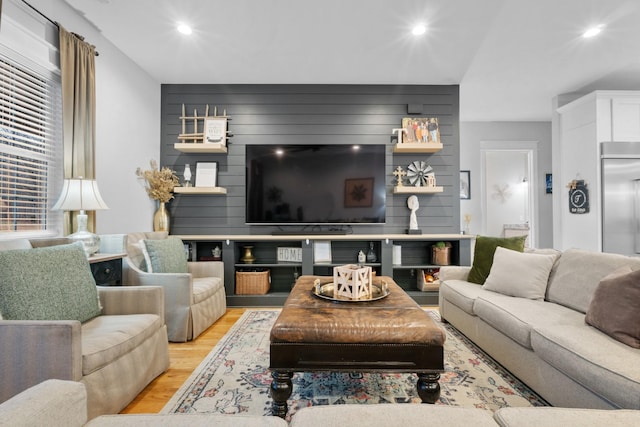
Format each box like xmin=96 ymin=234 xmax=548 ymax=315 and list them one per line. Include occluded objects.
xmin=195 ymin=161 xmax=218 ymax=187
xmin=344 ymin=178 xmax=374 ymax=208
xmin=401 ymin=117 xmax=440 ymax=144
xmin=203 ymin=117 xmax=227 ymax=145
xmin=460 ymin=170 xmax=471 ymax=199
xmin=313 ymin=241 xmax=332 ymax=264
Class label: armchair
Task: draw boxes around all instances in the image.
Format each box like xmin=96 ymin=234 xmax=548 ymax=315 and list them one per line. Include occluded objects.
xmin=0 ymin=239 xmax=169 ymax=419
xmin=111 ymin=232 xmax=226 ymax=342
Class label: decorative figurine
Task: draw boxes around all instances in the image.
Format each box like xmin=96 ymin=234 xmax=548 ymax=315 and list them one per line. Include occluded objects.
xmin=366 ymin=242 xmax=377 ymax=263
xmin=407 ymin=195 xmax=422 ymax=235
xmin=212 ymin=245 xmax=222 ymax=260
xmin=393 ymin=166 xmax=407 ymax=187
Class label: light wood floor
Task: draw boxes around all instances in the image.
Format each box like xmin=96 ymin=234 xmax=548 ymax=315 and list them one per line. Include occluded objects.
xmin=120 ymin=307 xmax=248 ymax=414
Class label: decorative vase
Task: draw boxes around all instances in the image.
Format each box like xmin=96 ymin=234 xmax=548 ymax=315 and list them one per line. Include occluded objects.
xmin=212 ymin=246 xmax=222 ymax=260
xmin=240 ymin=245 xmax=256 ymax=264
xmin=366 ymin=242 xmax=377 ymax=263
xmin=153 ymin=202 xmax=170 ymax=232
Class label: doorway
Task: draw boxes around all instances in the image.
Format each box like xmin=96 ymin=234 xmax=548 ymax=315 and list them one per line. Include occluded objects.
xmin=480 ymin=141 xmax=538 ymax=248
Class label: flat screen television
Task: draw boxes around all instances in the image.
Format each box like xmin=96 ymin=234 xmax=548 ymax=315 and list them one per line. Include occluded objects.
xmin=246 ymin=144 xmax=386 ymax=225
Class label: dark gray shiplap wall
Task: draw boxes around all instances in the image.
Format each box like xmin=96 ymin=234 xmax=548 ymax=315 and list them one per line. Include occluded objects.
xmin=160 ymin=85 xmax=460 ymax=235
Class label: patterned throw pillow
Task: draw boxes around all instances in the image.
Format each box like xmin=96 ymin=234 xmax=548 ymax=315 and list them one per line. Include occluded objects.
xmin=141 ymin=236 xmax=188 ymax=273
xmin=467 ymin=235 xmax=527 ymax=284
xmin=0 ymin=242 xmax=101 ymax=323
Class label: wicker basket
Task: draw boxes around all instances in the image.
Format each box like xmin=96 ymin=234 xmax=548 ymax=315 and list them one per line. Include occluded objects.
xmin=235 ymin=270 xmax=271 ymax=295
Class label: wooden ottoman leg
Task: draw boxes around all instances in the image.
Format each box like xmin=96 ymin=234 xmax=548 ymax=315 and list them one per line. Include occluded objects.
xmin=270 ymin=371 xmax=293 ymax=418
xmin=417 ymin=372 xmax=441 ymax=404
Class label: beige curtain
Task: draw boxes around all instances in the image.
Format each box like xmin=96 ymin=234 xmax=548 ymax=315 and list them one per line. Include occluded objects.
xmin=58 ymin=26 xmax=97 ymax=234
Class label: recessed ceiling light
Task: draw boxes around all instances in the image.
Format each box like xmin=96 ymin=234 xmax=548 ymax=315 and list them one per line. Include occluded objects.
xmin=582 ymin=25 xmax=603 ymax=38
xmin=412 ymin=24 xmax=427 ymax=36
xmin=177 ymin=23 xmax=193 ymax=35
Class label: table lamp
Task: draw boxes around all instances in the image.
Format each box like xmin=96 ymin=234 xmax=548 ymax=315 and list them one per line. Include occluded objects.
xmin=52 ymin=177 xmax=109 ymax=255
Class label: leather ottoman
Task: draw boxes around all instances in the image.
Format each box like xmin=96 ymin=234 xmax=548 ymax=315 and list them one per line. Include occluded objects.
xmin=269 ymin=275 xmax=445 ymax=418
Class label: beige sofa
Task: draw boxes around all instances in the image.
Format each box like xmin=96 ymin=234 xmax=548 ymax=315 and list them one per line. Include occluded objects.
xmin=439 ymin=247 xmax=640 ymax=410
xmin=0 ymin=380 xmax=287 ymax=427
xmin=2 ymin=379 xmax=639 ymax=427
xmin=105 ymin=232 xmax=226 ymax=342
xmin=0 ymin=239 xmax=170 ymax=419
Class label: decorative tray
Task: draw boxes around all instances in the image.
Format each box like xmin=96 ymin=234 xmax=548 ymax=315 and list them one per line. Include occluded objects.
xmin=312 ymin=281 xmax=390 ymax=302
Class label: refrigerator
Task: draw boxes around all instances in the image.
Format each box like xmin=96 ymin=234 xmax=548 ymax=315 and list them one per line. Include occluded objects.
xmin=601 ymin=141 xmax=640 ymax=256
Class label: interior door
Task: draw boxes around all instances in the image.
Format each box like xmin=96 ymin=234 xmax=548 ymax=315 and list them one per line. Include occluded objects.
xmin=481 ymin=144 xmax=537 ymax=247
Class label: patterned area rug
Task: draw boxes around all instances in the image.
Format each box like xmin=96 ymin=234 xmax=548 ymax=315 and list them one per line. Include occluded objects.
xmin=161 ymin=310 xmax=547 ymax=420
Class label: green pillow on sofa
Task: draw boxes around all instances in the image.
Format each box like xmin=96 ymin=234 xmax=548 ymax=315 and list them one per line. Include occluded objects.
xmin=141 ymin=236 xmax=188 ymax=273
xmin=0 ymin=242 xmax=101 ymax=323
xmin=467 ymin=235 xmax=527 ymax=284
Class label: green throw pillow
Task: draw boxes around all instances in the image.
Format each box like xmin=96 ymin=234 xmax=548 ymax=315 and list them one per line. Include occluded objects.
xmin=467 ymin=235 xmax=527 ymax=284
xmin=142 ymin=236 xmax=188 ymax=273
xmin=0 ymin=242 xmax=101 ymax=323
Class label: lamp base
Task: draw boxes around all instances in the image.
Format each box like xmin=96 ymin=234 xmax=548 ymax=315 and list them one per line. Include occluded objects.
xmin=70 ymin=213 xmax=100 ymax=256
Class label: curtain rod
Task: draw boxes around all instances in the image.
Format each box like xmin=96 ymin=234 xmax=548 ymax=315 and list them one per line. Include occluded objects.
xmin=22 ymin=0 xmax=100 ymax=56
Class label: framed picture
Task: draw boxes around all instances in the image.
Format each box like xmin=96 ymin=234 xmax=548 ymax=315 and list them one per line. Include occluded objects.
xmin=401 ymin=117 xmax=440 ymax=144
xmin=195 ymin=162 xmax=218 ymax=187
xmin=203 ymin=117 xmax=227 ymax=145
xmin=460 ymin=170 xmax=471 ymax=199
xmin=313 ymin=241 xmax=332 ymax=264
xmin=545 ymin=173 xmax=552 ymax=194
xmin=344 ymin=178 xmax=373 ymax=207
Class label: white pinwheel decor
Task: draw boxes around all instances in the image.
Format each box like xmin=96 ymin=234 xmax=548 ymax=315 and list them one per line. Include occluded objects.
xmin=406 ymin=161 xmax=435 ymax=187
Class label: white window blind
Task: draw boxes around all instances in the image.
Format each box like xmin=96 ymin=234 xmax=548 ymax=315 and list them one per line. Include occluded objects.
xmin=0 ymin=54 xmax=62 ymax=235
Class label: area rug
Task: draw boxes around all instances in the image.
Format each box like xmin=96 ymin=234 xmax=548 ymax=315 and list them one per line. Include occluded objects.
xmin=161 ymin=310 xmax=547 ymax=420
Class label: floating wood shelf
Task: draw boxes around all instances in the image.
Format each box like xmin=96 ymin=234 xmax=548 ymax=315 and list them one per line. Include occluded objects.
xmin=393 ymin=186 xmax=443 ymax=194
xmin=393 ymin=143 xmax=443 ymax=153
xmin=174 ymin=186 xmax=227 ymax=195
xmin=173 ymin=143 xmax=227 ymax=153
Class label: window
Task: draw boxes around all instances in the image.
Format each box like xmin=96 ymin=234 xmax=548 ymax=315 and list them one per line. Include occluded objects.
xmin=0 ymin=54 xmax=62 ymax=236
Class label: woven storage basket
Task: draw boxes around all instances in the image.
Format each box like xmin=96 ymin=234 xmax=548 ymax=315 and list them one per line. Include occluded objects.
xmin=235 ymin=270 xmax=270 ymax=295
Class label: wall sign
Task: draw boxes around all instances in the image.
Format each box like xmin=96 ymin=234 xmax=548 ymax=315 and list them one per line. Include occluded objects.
xmin=568 ymin=179 xmax=589 ymax=214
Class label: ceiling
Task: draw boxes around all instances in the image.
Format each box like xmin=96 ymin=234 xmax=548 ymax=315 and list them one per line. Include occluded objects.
xmin=60 ymin=0 xmax=640 ymax=122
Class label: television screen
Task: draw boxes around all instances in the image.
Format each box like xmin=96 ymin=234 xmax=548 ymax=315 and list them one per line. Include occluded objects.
xmin=246 ymin=144 xmax=386 ymax=225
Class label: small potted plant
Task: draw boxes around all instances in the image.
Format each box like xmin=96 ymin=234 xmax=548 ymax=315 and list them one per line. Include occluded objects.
xmin=432 ymin=241 xmax=452 ymax=266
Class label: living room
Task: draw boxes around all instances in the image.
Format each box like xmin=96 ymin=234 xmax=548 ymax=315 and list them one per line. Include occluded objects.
xmin=2 ymin=0 xmax=640 ymax=425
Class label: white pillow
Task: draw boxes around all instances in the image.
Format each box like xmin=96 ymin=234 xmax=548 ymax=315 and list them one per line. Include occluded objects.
xmin=482 ymin=246 xmax=559 ymax=299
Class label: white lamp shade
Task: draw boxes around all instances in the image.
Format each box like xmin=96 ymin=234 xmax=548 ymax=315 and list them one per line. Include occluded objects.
xmin=52 ymin=178 xmax=109 ymax=211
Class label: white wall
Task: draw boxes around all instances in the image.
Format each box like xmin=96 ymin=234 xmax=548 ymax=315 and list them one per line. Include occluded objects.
xmin=25 ymin=0 xmax=161 ymax=234
xmin=460 ymin=122 xmax=554 ymax=248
